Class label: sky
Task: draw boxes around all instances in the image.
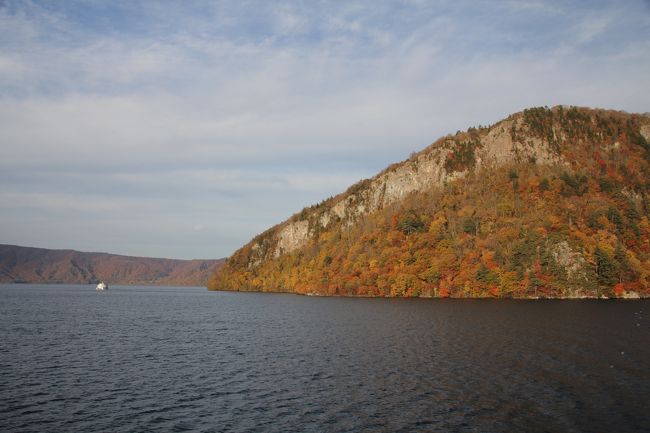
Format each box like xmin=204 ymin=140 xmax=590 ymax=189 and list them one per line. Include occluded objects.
xmin=1 ymin=0 xmax=649 ymax=260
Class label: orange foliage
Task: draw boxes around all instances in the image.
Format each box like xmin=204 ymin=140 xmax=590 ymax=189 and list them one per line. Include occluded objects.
xmin=210 ymin=107 xmax=650 ymax=299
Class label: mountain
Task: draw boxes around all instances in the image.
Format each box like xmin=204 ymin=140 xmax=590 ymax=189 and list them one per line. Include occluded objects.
xmin=0 ymin=244 xmax=224 ymax=286
xmin=210 ymin=106 xmax=650 ymax=298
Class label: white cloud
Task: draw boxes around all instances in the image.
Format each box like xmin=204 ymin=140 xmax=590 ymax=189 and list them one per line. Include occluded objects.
xmin=574 ymin=15 xmax=612 ymax=45
xmin=1 ymin=0 xmax=649 ymax=258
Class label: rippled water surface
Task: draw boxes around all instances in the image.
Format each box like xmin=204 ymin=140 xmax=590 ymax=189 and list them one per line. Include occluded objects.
xmin=1 ymin=285 xmax=649 ymax=432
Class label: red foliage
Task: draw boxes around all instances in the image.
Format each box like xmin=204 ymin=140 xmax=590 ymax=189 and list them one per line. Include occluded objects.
xmin=614 ymin=283 xmax=626 ymax=297
xmin=209 ymin=107 xmax=650 ymax=299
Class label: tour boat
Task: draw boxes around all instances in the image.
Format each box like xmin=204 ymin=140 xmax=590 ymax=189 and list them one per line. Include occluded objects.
xmin=96 ymin=281 xmax=108 ymax=291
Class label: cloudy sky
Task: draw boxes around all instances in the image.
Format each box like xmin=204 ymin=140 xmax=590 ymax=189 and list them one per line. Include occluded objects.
xmin=1 ymin=0 xmax=649 ymax=259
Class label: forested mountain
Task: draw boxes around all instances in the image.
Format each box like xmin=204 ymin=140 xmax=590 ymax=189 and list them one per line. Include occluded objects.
xmin=210 ymin=106 xmax=650 ymax=298
xmin=0 ymin=244 xmax=223 ymax=286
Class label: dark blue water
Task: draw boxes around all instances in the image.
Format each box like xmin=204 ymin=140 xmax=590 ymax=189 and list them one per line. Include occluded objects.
xmin=1 ymin=285 xmax=649 ymax=433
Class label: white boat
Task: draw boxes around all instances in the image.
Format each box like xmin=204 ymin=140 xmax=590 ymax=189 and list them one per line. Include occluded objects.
xmin=96 ymin=281 xmax=108 ymax=291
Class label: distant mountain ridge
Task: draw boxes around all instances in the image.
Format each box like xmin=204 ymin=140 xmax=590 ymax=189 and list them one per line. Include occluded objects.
xmin=0 ymin=244 xmax=224 ymax=286
xmin=210 ymin=106 xmax=650 ymax=298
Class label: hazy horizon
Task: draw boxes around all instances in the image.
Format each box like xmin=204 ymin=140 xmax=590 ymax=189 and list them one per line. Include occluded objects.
xmin=2 ymin=0 xmax=649 ymax=259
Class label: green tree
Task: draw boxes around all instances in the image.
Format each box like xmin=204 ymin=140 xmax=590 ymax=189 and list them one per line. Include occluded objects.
xmin=613 ymin=244 xmax=636 ymax=283
xmin=398 ymin=210 xmax=425 ymax=235
xmin=607 ymin=207 xmax=624 ymax=233
xmin=560 ymin=172 xmax=588 ymax=196
xmin=476 ymin=263 xmax=499 ymax=286
xmin=539 ymin=178 xmax=550 ymax=192
xmin=595 ymin=247 xmax=618 ymax=286
xmin=462 ymin=215 xmax=479 ymax=235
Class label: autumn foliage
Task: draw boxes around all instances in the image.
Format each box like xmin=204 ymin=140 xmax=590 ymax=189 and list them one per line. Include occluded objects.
xmin=210 ymin=107 xmax=650 ymax=298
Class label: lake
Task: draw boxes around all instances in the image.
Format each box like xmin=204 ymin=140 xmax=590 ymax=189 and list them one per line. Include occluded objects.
xmin=1 ymin=284 xmax=649 ymax=432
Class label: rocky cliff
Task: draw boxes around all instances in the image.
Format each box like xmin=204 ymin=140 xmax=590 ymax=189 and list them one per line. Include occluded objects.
xmin=210 ymin=106 xmax=650 ymax=298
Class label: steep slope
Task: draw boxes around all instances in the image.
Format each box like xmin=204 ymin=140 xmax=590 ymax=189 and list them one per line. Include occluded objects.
xmin=210 ymin=106 xmax=650 ymax=298
xmin=0 ymin=244 xmax=224 ymax=286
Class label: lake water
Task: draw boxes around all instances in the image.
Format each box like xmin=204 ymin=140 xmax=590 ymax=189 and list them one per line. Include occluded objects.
xmin=1 ymin=284 xmax=649 ymax=433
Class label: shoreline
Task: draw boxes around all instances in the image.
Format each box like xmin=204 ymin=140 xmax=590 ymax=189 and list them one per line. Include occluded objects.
xmin=207 ymin=287 xmax=648 ymax=300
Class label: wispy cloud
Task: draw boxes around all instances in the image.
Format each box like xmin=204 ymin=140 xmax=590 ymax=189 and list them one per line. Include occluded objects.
xmin=1 ymin=0 xmax=649 ymax=258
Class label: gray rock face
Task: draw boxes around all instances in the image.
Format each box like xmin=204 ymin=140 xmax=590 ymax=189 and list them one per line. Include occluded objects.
xmin=258 ymin=115 xmax=562 ymax=261
xmin=641 ymin=124 xmax=650 ymax=141
xmin=551 ymin=240 xmax=588 ymax=282
xmin=242 ymin=108 xmax=649 ymax=269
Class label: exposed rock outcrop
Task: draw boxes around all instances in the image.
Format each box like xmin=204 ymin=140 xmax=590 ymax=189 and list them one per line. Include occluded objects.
xmin=250 ymin=113 xmax=565 ymax=261
xmin=211 ymin=106 xmax=650 ymax=298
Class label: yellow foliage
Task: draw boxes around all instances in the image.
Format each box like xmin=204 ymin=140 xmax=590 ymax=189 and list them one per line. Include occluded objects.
xmin=596 ymin=230 xmax=617 ymax=254
xmin=319 ymin=232 xmax=335 ymax=242
xmin=498 ymin=271 xmax=520 ymax=297
xmin=210 ymin=108 xmax=650 ymax=298
xmin=496 ymin=201 xmax=515 ymax=217
xmin=428 ymin=215 xmax=447 ymax=235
